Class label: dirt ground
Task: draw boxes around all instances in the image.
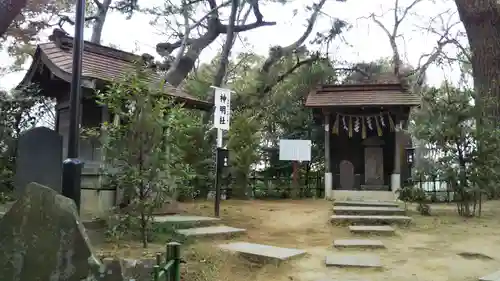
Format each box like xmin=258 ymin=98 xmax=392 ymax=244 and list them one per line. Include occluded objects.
xmin=96 ymin=199 xmax=500 ymax=281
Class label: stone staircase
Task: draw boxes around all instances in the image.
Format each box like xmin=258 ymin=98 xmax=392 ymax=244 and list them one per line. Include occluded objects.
xmin=330 ymin=200 xmax=412 ymax=225
xmin=157 ymin=201 xmax=415 ymax=273
xmin=325 ymin=200 xmax=411 ymax=270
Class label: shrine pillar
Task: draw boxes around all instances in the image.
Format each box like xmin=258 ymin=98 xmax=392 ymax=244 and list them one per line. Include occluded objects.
xmin=391 ymin=122 xmax=402 ymax=194
xmin=324 ymin=112 xmax=332 ymax=199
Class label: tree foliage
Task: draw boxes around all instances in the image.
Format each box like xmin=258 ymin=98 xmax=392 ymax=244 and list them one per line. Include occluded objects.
xmin=411 ymin=82 xmax=500 ymax=217
xmin=227 ymin=109 xmax=261 ymax=199
xmin=95 ymin=66 xmax=195 ymax=247
xmin=0 ymin=85 xmax=53 ymax=192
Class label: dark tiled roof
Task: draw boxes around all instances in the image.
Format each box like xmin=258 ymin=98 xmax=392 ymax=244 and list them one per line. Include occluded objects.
xmin=305 ymin=82 xmax=421 ymax=107
xmin=20 ymin=29 xmax=212 ymax=110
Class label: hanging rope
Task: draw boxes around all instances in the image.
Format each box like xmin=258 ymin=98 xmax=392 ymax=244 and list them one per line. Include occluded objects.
xmin=348 ymin=116 xmax=353 ymax=138
xmin=387 ymin=112 xmax=395 ymax=132
xmin=328 ymin=111 xmax=396 ymax=138
xmin=361 ymin=116 xmax=367 ymax=139
xmin=375 ymin=116 xmax=382 ymax=136
xmin=332 ymin=113 xmax=339 ymax=135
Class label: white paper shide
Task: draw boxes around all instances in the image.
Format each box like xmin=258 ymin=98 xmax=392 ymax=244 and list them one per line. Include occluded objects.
xmin=213 ymin=87 xmax=231 ymax=130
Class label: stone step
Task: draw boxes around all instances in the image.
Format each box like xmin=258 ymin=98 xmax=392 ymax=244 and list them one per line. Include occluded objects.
xmin=333 ymin=239 xmax=385 ymax=249
xmin=153 ymin=215 xmax=220 ymax=224
xmin=219 ymin=242 xmax=307 ymax=263
xmin=316 ymin=279 xmax=370 ymax=281
xmin=330 ymin=215 xmax=412 ymax=225
xmin=175 ymin=225 xmax=246 ymax=238
xmin=480 ymin=270 xmax=500 ymax=281
xmin=333 ymin=206 xmax=405 ymax=216
xmin=333 ymin=200 xmax=399 ymax=208
xmin=348 ymin=225 xmax=396 ymax=235
xmin=325 ymin=253 xmax=382 ymax=268
xmin=153 ymin=215 xmax=220 ymax=229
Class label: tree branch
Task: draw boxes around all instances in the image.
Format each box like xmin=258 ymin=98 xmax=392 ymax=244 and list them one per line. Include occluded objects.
xmin=248 ymin=0 xmax=263 ymax=22
xmin=58 ymin=15 xmax=99 ymax=26
xmin=213 ymin=0 xmax=239 ymax=88
xmin=262 ymin=55 xmax=320 ymax=95
xmin=159 ymin=0 xmax=278 ymax=86
xmin=156 ymin=0 xmax=234 ymax=56
xmin=92 ymin=0 xmax=104 ymax=10
xmin=260 ymin=0 xmax=327 ymax=74
xmin=222 ymin=20 xmax=275 ymax=33
xmin=370 ymin=12 xmax=402 ymax=78
xmin=371 ymin=0 xmax=457 ymax=92
xmin=394 ymin=0 xmax=422 ymax=30
xmin=165 ymin=0 xmax=191 ymax=78
xmin=412 ymin=11 xmax=463 ymax=87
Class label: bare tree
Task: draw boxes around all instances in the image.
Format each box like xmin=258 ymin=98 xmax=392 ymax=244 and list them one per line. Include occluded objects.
xmin=370 ymin=0 xmax=460 ymax=92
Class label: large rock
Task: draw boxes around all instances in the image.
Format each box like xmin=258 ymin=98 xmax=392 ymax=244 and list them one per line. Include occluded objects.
xmin=0 ymin=182 xmax=116 ymax=281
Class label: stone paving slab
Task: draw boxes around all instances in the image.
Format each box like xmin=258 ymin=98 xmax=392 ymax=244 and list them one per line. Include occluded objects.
xmin=348 ymin=225 xmax=395 ymax=235
xmin=176 ymin=225 xmax=246 ymax=237
xmin=153 ymin=215 xmax=220 ymax=224
xmin=333 ymin=239 xmax=385 ymax=249
xmin=479 ymin=270 xmax=500 ymax=281
xmin=330 ymin=215 xmax=412 ymax=225
xmin=325 ymin=254 xmax=382 ymax=268
xmin=333 ymin=201 xmax=399 ymax=208
xmin=317 ymin=279 xmax=370 ymax=281
xmin=333 ymin=206 xmax=405 ymax=215
xmin=219 ymin=242 xmax=307 ymax=261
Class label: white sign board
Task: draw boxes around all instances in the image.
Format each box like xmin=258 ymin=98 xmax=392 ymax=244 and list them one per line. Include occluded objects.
xmin=279 ymin=139 xmax=312 ymax=161
xmin=213 ymin=87 xmax=231 ymax=130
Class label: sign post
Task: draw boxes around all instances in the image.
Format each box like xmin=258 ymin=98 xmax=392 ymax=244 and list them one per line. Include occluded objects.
xmin=211 ymin=86 xmax=232 ymax=217
xmin=62 ymin=0 xmax=86 ymax=213
xmin=279 ymin=139 xmax=312 ymax=197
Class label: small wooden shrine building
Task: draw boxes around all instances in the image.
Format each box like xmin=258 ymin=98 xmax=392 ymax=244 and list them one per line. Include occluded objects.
xmin=305 ymin=74 xmax=420 ymax=201
xmin=17 ymin=29 xmax=212 ymax=216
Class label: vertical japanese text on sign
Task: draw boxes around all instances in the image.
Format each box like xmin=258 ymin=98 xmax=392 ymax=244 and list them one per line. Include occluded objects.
xmin=213 ymin=87 xmax=231 ymax=130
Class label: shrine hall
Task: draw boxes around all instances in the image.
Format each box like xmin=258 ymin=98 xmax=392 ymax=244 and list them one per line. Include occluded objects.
xmin=305 ymin=73 xmax=420 ymax=201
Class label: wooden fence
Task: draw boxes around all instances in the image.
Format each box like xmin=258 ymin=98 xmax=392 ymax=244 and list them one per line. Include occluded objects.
xmin=404 ymin=176 xmax=455 ymax=203
xmin=219 ymin=171 xmax=324 ymax=199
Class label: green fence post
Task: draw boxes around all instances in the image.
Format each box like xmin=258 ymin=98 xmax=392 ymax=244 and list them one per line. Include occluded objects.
xmin=153 ymin=265 xmax=160 ymax=281
xmin=168 ymin=242 xmax=181 ymax=281
xmin=165 ymin=242 xmax=173 ymax=281
xmin=156 ymin=252 xmax=162 ymax=266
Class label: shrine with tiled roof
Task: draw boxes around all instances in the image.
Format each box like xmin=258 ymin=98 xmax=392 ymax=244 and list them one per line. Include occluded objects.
xmin=17 ymin=29 xmax=213 ymax=216
xmin=305 ymin=72 xmax=420 ymax=201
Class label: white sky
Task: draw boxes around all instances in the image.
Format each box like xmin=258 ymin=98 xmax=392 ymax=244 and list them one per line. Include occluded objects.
xmin=0 ymin=0 xmax=465 ymax=91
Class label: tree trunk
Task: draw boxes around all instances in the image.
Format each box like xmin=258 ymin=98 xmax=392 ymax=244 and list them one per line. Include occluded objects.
xmin=162 ymin=16 xmax=228 ymax=87
xmin=0 ymin=0 xmax=28 ymax=37
xmin=454 ymin=0 xmax=500 ymax=121
xmin=212 ymin=0 xmax=239 ymax=88
xmin=90 ymin=0 xmax=112 ymax=44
